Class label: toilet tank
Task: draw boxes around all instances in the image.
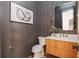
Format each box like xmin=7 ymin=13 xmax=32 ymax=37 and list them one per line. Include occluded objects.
xmin=38 ymin=37 xmax=45 ymax=46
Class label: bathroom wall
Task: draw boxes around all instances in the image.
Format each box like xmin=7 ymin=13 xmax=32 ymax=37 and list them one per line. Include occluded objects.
xmin=36 ymin=1 xmax=70 ymax=37
xmin=77 ymin=1 xmax=79 ymax=57
xmin=78 ymin=1 xmax=79 ymax=31
xmin=0 ymin=1 xmax=38 ymax=57
xmin=0 ymin=1 xmax=72 ymax=58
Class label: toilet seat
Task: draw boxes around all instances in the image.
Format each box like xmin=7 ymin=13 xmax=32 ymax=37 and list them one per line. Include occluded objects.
xmin=32 ymin=37 xmax=45 ymax=58
xmin=32 ymin=44 xmax=43 ymax=53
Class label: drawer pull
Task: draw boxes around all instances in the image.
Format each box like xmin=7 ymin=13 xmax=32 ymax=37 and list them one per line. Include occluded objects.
xmin=72 ymin=45 xmax=78 ymax=51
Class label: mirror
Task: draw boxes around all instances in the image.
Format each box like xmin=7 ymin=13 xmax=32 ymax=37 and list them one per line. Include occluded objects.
xmin=62 ymin=8 xmax=74 ymax=30
xmin=55 ymin=2 xmax=77 ymax=32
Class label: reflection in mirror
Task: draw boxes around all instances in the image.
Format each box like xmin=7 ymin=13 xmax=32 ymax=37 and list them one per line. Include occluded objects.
xmin=55 ymin=2 xmax=77 ymax=32
xmin=62 ymin=8 xmax=74 ymax=30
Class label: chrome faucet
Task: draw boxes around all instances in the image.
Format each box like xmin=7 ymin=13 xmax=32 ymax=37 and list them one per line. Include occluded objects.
xmin=65 ymin=34 xmax=68 ymax=37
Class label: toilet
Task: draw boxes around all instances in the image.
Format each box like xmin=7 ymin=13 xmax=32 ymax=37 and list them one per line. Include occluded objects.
xmin=32 ymin=37 xmax=45 ymax=58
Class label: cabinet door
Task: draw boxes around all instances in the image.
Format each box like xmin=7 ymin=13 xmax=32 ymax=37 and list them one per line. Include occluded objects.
xmin=50 ymin=40 xmax=56 ymax=55
xmin=46 ymin=39 xmax=56 ymax=55
xmin=56 ymin=40 xmax=65 ymax=49
xmin=46 ymin=39 xmax=51 ymax=54
xmin=63 ymin=41 xmax=77 ymax=51
xmin=56 ymin=40 xmax=77 ymax=58
xmin=65 ymin=50 xmax=77 ymax=58
xmin=55 ymin=49 xmax=77 ymax=58
xmin=55 ymin=49 xmax=65 ymax=58
xmin=64 ymin=41 xmax=77 ymax=58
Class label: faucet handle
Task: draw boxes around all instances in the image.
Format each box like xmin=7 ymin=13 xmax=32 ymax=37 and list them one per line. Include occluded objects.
xmin=63 ymin=34 xmax=64 ymax=37
xmin=65 ymin=34 xmax=68 ymax=37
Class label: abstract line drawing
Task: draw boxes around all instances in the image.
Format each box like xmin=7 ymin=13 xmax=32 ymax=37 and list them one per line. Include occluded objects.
xmin=16 ymin=7 xmax=31 ymax=21
xmin=11 ymin=2 xmax=33 ymax=24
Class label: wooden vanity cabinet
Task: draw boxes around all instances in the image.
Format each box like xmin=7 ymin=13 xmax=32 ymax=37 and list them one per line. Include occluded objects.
xmin=46 ymin=39 xmax=56 ymax=55
xmin=46 ymin=39 xmax=77 ymax=58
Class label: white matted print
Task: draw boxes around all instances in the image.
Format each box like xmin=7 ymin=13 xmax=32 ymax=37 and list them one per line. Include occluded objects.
xmin=11 ymin=2 xmax=33 ymax=24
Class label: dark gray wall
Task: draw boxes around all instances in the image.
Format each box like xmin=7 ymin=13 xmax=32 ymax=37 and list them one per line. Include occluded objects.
xmin=0 ymin=1 xmax=38 ymax=57
xmin=36 ymin=1 xmax=70 ymax=37
xmin=0 ymin=1 xmax=72 ymax=58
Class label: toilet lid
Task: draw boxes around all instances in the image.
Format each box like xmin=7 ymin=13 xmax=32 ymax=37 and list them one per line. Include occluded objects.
xmin=32 ymin=44 xmax=43 ymax=52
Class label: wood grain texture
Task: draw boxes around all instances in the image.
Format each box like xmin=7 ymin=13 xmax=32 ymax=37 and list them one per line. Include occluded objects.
xmin=46 ymin=39 xmax=77 ymax=58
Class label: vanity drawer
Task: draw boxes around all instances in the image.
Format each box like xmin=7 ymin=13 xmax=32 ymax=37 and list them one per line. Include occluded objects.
xmin=62 ymin=41 xmax=77 ymax=51
xmin=56 ymin=40 xmax=77 ymax=51
xmin=55 ymin=48 xmax=77 ymax=58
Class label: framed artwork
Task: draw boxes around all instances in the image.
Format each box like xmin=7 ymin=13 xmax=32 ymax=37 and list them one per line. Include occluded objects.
xmin=11 ymin=2 xmax=33 ymax=24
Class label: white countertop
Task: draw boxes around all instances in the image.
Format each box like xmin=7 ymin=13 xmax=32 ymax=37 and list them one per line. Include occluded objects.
xmin=46 ymin=36 xmax=79 ymax=43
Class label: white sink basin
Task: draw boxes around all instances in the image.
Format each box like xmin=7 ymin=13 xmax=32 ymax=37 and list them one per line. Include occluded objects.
xmin=46 ymin=33 xmax=79 ymax=42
